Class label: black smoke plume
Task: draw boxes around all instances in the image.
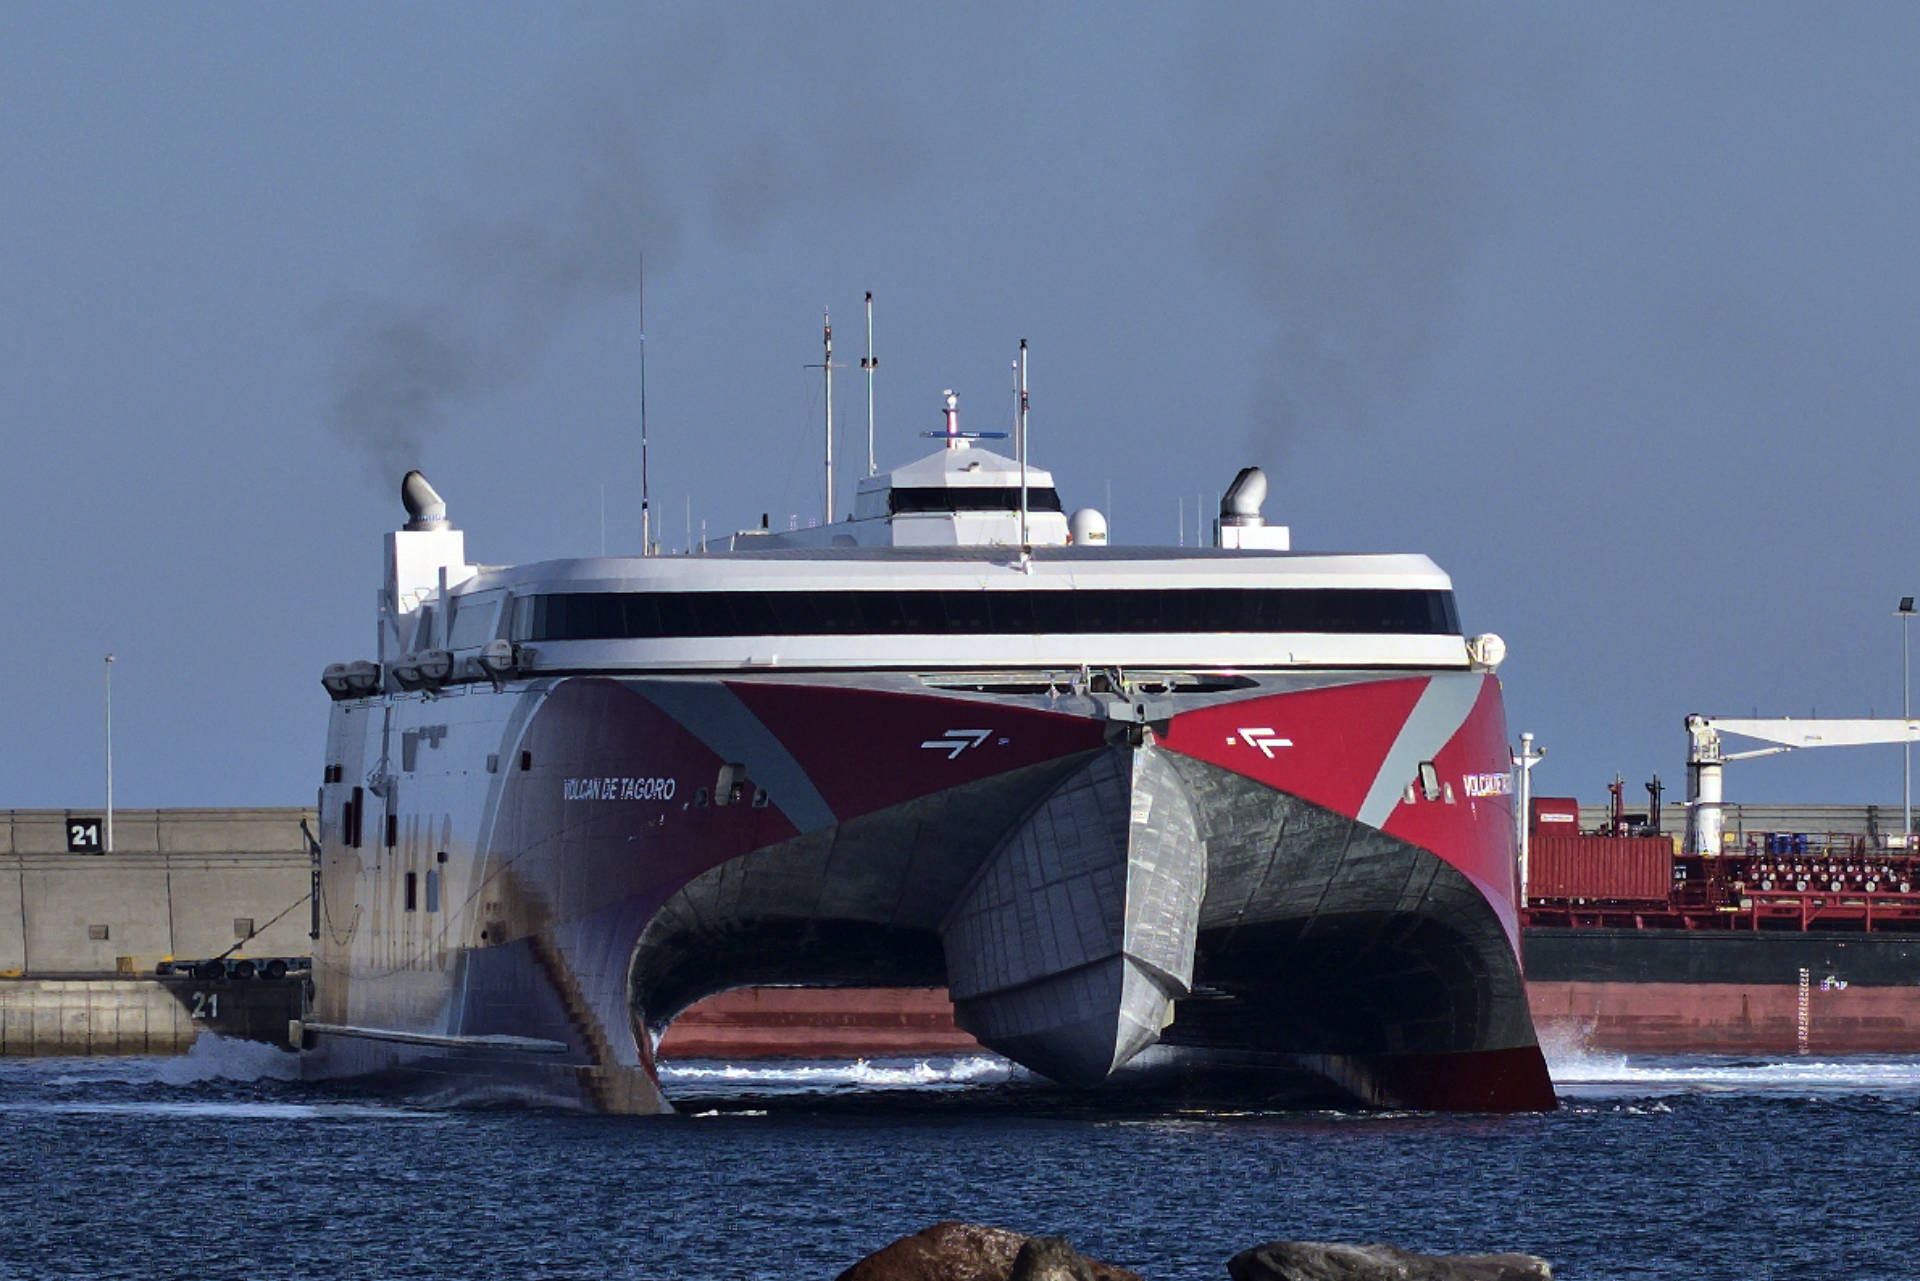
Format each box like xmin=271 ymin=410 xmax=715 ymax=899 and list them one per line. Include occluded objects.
xmin=317 ymin=12 xmax=924 ymax=486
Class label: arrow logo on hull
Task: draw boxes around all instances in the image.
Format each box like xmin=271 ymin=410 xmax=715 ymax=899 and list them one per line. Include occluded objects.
xmin=1236 ymin=726 xmax=1294 ymax=759
xmin=921 ymin=728 xmax=992 ymax=759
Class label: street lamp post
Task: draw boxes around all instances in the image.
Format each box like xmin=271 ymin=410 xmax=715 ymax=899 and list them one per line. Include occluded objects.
xmin=1901 ymin=598 xmax=1915 ymax=844
xmin=104 ymin=653 xmax=115 ymax=854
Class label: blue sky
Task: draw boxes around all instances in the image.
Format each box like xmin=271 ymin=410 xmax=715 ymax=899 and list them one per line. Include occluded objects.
xmin=6 ymin=3 xmax=1919 ymax=812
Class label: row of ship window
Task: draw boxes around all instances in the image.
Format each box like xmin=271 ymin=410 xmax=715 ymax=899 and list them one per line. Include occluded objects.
xmin=509 ymin=587 xmax=1462 ymax=642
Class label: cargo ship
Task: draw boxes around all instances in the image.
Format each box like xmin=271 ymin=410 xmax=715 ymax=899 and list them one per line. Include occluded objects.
xmin=1521 ymin=724 xmax=1920 ymax=1055
xmin=304 ymin=360 xmax=1554 ymax=1113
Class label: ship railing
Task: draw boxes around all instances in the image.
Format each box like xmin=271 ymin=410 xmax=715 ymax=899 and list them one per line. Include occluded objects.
xmin=1736 ymin=890 xmax=1920 ymax=931
xmin=1708 ymin=847 xmax=1920 ymax=929
xmin=1731 ymin=831 xmax=1909 ymax=859
xmin=1523 ymin=838 xmax=1920 ymax=930
xmin=1523 ymin=892 xmax=1920 ymax=932
xmin=1528 ymin=878 xmax=1920 ymax=932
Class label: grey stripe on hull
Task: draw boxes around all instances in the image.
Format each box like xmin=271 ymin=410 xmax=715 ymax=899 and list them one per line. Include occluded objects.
xmin=1355 ymin=673 xmax=1485 ymax=831
xmin=633 ymin=679 xmax=836 ymax=833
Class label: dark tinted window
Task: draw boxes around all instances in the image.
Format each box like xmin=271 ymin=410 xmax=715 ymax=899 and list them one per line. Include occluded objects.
xmin=514 ymin=588 xmax=1459 ymax=640
xmin=888 ymin=487 xmax=1064 ymax=514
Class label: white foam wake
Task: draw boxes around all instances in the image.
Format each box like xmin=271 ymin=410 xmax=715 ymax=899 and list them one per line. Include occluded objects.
xmin=659 ymin=1054 xmax=1016 ymax=1090
xmin=156 ymin=1033 xmax=304 ymax=1084
xmin=0 ymin=1099 xmax=409 ymax=1120
xmin=0 ymin=1036 xmax=446 ymax=1120
xmin=1547 ymin=1048 xmax=1920 ymax=1097
xmin=2 ymin=1034 xmax=301 ymax=1088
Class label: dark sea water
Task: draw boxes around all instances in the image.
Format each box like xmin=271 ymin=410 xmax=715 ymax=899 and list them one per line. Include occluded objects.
xmin=4 ymin=1041 xmax=1918 ymax=1281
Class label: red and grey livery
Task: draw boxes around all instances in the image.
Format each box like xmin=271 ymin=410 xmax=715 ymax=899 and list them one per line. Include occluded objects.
xmin=305 ymin=433 xmax=1554 ymax=1112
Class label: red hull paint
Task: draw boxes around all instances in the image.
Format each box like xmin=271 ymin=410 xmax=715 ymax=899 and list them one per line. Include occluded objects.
xmin=512 ymin=678 xmax=803 ymax=922
xmin=551 ymin=672 xmax=1522 ymax=948
xmin=1160 ymin=674 xmax=1523 ymax=947
xmin=725 ymin=681 xmax=1108 ymax=821
xmin=1158 ymin=677 xmax=1429 ymax=820
xmin=506 ymin=678 xmax=1112 ymax=944
xmin=1528 ymin=980 xmax=1920 ymax=1054
xmin=1311 ymin=1044 xmax=1560 ymax=1112
xmin=1378 ymin=676 xmax=1522 ymax=944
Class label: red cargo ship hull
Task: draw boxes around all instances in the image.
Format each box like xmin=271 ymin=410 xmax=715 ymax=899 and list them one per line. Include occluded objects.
xmin=658 ymin=987 xmax=983 ymax=1060
xmin=1509 ymin=824 xmax=1920 ymax=1055
xmin=1526 ymin=980 xmax=1920 ymax=1054
xmin=1520 ymin=923 xmax=1920 ymax=1054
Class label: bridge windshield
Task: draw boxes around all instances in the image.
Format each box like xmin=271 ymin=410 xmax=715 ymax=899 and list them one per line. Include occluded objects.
xmin=512 ymin=588 xmax=1461 ymax=641
xmin=887 ymin=486 xmax=1064 ymax=514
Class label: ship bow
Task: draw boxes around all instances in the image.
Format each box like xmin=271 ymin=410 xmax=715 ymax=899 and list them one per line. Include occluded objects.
xmin=943 ymin=741 xmax=1206 ymax=1085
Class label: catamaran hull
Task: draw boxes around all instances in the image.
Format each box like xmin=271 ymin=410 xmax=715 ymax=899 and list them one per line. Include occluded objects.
xmin=308 ymin=668 xmax=1552 ymax=1112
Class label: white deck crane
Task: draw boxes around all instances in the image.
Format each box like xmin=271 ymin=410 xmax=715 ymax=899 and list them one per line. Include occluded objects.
xmin=1684 ymin=714 xmax=1920 ymax=855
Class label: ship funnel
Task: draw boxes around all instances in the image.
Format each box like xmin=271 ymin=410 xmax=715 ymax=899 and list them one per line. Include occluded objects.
xmin=1214 ymin=466 xmax=1289 ymax=549
xmin=401 ymin=470 xmax=449 ymax=531
xmin=1219 ymin=467 xmax=1268 ymax=526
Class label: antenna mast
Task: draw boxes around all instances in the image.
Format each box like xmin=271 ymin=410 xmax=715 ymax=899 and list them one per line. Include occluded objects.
xmin=639 ymin=257 xmax=651 ymax=556
xmin=805 ymin=309 xmax=844 ymax=524
xmin=863 ymin=292 xmax=877 ymax=477
xmin=1017 ymin=339 xmax=1030 ymax=551
xmin=824 ymin=310 xmax=834 ymax=524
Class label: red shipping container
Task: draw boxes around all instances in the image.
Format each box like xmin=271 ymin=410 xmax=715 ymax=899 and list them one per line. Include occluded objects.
xmin=1527 ymin=835 xmax=1671 ymax=902
xmin=1530 ymin=796 xmax=1582 ymax=835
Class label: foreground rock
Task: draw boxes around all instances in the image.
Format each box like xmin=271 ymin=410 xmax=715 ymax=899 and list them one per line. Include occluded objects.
xmin=835 ymin=1222 xmax=1143 ymax=1281
xmin=1228 ymin=1241 xmax=1552 ymax=1281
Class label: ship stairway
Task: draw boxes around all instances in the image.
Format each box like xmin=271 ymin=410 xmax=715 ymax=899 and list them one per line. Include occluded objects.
xmin=524 ymin=931 xmax=657 ymax=1113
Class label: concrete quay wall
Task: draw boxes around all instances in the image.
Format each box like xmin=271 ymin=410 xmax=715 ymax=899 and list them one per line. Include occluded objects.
xmin=1 ymin=978 xmax=206 ymax=1054
xmin=2 ymin=808 xmax=316 ymax=975
xmin=0 ymin=977 xmax=306 ymax=1055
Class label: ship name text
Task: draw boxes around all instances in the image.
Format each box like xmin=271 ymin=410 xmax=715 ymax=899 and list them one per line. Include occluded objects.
xmin=563 ymin=776 xmax=678 ymax=802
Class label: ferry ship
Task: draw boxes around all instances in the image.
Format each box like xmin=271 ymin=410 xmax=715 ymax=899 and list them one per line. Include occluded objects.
xmin=304 ymin=385 xmax=1554 ymax=1112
